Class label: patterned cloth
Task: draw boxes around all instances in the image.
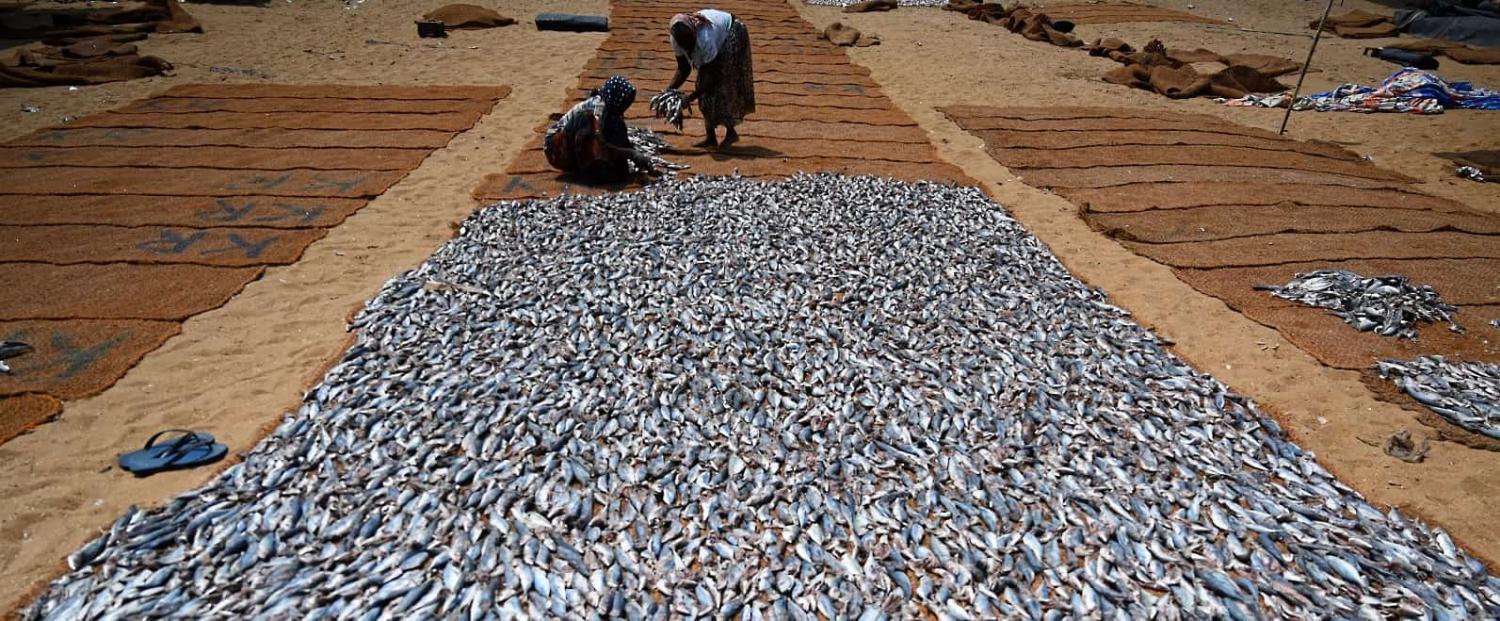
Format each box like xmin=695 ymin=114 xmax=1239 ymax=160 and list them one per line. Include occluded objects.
xmin=1223 ymin=67 xmax=1500 ymax=114
xmin=695 ymin=17 xmax=755 ymax=127
xmin=544 ymin=75 xmax=637 ymax=180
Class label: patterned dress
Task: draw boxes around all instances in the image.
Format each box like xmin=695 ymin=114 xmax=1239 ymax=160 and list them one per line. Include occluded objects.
xmin=543 ymin=76 xmax=637 ymax=181
xmin=671 ymin=10 xmax=756 ymax=127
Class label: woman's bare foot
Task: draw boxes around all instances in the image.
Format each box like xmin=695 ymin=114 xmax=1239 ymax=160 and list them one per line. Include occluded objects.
xmin=693 ymin=137 xmax=718 ymax=149
xmin=720 ymin=128 xmax=739 ymax=148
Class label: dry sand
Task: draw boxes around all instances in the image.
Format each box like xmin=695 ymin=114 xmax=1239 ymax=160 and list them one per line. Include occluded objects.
xmin=0 ymin=0 xmax=605 ymax=611
xmin=0 ymin=0 xmax=1498 ymax=613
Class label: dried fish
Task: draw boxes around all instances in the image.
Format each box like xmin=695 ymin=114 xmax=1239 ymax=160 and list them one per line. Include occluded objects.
xmin=1256 ymin=269 xmax=1459 ymax=338
xmin=1379 ymin=356 xmax=1500 ymax=439
xmin=0 ymin=341 xmax=32 ymax=374
xmin=24 ymin=175 xmax=1499 ymax=620
xmin=648 ymin=89 xmax=690 ymax=130
xmin=626 ymin=125 xmax=688 ymax=174
xmin=804 ymin=0 xmax=948 ymax=6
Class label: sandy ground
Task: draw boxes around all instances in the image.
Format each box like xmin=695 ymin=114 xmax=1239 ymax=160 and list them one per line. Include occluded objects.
xmin=796 ymin=0 xmax=1500 ymax=564
xmin=0 ymin=0 xmax=1498 ymax=613
xmin=0 ymin=0 xmax=605 ymax=612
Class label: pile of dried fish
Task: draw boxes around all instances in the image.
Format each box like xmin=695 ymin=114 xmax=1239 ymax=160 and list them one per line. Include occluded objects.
xmin=648 ymin=89 xmax=690 ymax=130
xmin=0 ymin=341 xmax=31 ymax=374
xmin=1255 ymin=269 xmax=1460 ymax=339
xmin=626 ymin=125 xmax=688 ymax=175
xmin=26 ymin=175 xmax=1499 ymax=620
xmin=1457 ymin=166 xmax=1487 ymax=183
xmin=804 ymin=0 xmax=949 ymax=6
xmin=1379 ymin=356 xmax=1500 ymax=440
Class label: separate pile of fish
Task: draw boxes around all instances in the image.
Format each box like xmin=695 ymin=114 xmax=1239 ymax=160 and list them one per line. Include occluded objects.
xmin=648 ymin=90 xmax=690 ymax=130
xmin=1255 ymin=269 xmax=1460 ymax=339
xmin=626 ymin=126 xmax=689 ymax=175
xmin=1379 ymin=356 xmax=1500 ymax=440
xmin=27 ymin=175 xmax=1499 ymax=620
xmin=0 ymin=341 xmax=31 ymax=374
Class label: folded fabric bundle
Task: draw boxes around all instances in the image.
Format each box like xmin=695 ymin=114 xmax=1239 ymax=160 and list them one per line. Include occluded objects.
xmin=1 ymin=38 xmax=172 ymax=87
xmin=422 ymin=4 xmax=515 ymax=29
xmin=1224 ymin=67 xmax=1500 ymax=114
xmin=0 ymin=0 xmax=201 ymax=39
xmin=844 ymin=0 xmax=898 ymax=13
xmin=1313 ymin=9 xmax=1399 ymax=39
xmin=824 ymin=21 xmax=881 ymax=46
xmin=1105 ymin=63 xmax=1288 ymax=99
xmin=1094 ymin=38 xmax=1294 ymax=99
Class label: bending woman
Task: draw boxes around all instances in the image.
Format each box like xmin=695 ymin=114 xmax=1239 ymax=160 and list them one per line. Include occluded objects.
xmin=544 ymin=75 xmax=657 ymax=182
xmin=666 ymin=9 xmax=755 ymax=149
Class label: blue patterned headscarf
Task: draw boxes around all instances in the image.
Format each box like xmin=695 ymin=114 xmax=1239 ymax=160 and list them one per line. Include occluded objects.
xmin=598 ymin=75 xmax=636 ymax=116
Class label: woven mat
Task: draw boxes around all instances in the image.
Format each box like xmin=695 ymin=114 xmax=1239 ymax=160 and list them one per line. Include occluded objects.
xmin=473 ymin=0 xmax=970 ymax=201
xmin=946 ymin=105 xmax=1500 ymax=443
xmin=0 ymin=83 xmax=509 ymax=445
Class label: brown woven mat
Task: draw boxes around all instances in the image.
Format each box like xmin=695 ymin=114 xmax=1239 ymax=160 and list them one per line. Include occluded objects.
xmin=1125 ymin=231 xmax=1500 ymax=269
xmin=1022 ymin=167 xmax=1417 ymax=190
xmin=477 ymin=161 xmax=969 ymax=200
xmin=0 ymin=393 xmax=62 ymax=446
xmin=9 ymin=127 xmax=457 ymax=149
xmin=1090 ymin=204 xmax=1500 ymax=243
xmin=0 ymin=167 xmax=405 ymax=197
xmin=159 ymin=83 xmax=509 ymax=100
xmin=620 ymin=104 xmax=914 ymax=125
xmin=0 ymin=263 xmax=263 ymax=321
xmin=645 ymin=119 xmax=936 ymax=142
xmin=989 ymin=145 xmax=1395 ymax=180
xmin=0 ymin=195 xmax=365 ymax=228
xmin=566 ymin=82 xmax=890 ymax=100
xmin=1176 ymin=260 xmax=1500 ymax=307
xmin=68 ymin=110 xmax=488 ymax=131
xmin=0 ymin=319 xmax=183 ymax=400
xmin=946 ymin=104 xmax=1500 ymax=428
xmin=971 ymin=128 xmax=1356 ymax=160
xmin=0 ymin=146 xmax=432 ymax=170
xmin=1201 ymin=304 xmax=1500 ymax=370
xmin=949 ymin=115 xmax=1277 ymax=136
xmin=113 ymin=97 xmax=491 ymax=115
xmin=0 ymin=225 xmax=328 ymax=266
xmin=0 ymin=83 xmax=508 ymax=445
xmin=1058 ymin=182 xmax=1460 ymax=210
xmin=477 ymin=0 xmax=971 ymax=202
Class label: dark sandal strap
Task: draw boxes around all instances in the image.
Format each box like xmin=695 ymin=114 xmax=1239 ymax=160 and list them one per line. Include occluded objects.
xmin=142 ymin=429 xmax=196 ymax=450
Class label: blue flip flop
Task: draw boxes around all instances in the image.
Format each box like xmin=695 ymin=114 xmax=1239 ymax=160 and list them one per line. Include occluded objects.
xmin=118 ymin=429 xmax=227 ymax=477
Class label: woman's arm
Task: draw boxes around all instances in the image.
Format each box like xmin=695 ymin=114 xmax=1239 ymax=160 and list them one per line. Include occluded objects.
xmin=666 ymin=55 xmax=692 ymax=92
xmin=602 ymin=141 xmax=657 ymax=174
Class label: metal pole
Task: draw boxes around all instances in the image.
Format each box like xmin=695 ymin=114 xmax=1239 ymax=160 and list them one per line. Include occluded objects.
xmin=1281 ymin=0 xmax=1337 ymax=135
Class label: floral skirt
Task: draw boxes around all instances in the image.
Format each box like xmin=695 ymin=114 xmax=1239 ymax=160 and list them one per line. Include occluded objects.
xmin=698 ymin=18 xmax=755 ymax=127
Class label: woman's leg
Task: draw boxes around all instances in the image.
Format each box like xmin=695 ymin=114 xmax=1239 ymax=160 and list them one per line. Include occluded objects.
xmin=696 ymin=119 xmax=719 ymax=148
xmin=721 ymin=123 xmax=738 ymax=148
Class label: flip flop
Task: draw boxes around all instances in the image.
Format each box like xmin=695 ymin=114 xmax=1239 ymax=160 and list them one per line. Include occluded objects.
xmin=118 ymin=429 xmax=227 ymax=477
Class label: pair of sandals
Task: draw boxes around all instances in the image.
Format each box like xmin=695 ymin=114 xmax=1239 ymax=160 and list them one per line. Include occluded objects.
xmin=118 ymin=429 xmax=227 ymax=477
